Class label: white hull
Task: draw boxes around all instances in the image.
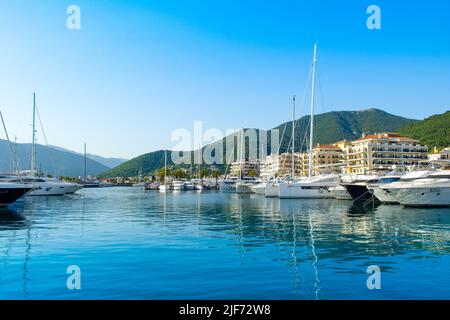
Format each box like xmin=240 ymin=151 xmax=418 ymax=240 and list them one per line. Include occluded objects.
xmin=219 ymin=181 xmax=236 ymax=193
xmin=278 ymin=183 xmax=332 ymax=199
xmin=385 ymin=186 xmax=450 ymax=207
xmin=329 ymin=186 xmax=353 ymax=200
xmin=251 ymin=183 xmax=266 ymax=195
xmin=265 ymin=182 xmax=280 ymax=197
xmin=28 ymin=183 xmax=80 ymax=196
xmin=236 ymin=183 xmax=255 ymax=194
xmin=64 ymin=184 xmax=83 ymax=194
xmin=159 ymin=185 xmax=170 ymax=192
xmin=371 ymin=186 xmax=399 ymax=204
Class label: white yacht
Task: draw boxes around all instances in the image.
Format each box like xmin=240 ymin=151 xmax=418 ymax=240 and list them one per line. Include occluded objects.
xmin=278 ymin=174 xmax=339 ymax=199
xmin=3 ymin=176 xmax=82 ymax=196
xmin=172 ymin=180 xmax=185 ymax=191
xmin=329 ymin=185 xmax=353 ymax=200
xmin=382 ymin=170 xmax=450 ymax=207
xmin=158 ymin=150 xmax=170 ymax=193
xmin=236 ymin=178 xmax=258 ymax=194
xmin=251 ymin=182 xmax=266 ymax=195
xmin=219 ymin=178 xmax=237 ymax=193
xmin=366 ymin=175 xmax=403 ymax=204
xmin=265 ymin=181 xmax=279 ymax=197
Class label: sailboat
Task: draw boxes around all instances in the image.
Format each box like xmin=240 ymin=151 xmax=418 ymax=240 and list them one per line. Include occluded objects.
xmin=235 ymin=129 xmax=258 ymax=194
xmin=278 ymin=44 xmax=339 ymax=199
xmin=159 ymin=150 xmax=170 ymax=192
xmin=8 ymin=93 xmax=82 ymax=196
xmin=264 ymin=95 xmax=298 ymax=197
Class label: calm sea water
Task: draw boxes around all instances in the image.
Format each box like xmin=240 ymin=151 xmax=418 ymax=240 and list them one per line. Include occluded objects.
xmin=0 ymin=187 xmax=449 ymax=300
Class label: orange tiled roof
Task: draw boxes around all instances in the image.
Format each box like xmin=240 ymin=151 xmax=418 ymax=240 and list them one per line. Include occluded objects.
xmin=353 ymin=132 xmax=419 ymax=143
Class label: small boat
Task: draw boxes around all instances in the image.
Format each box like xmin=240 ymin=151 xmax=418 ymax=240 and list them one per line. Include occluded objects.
xmin=172 ymin=180 xmax=185 ymax=191
xmin=159 ymin=184 xmax=170 ymax=192
xmin=83 ymin=179 xmax=102 ymax=188
xmin=0 ymin=182 xmax=33 ymax=207
xmin=159 ymin=150 xmax=170 ymax=193
xmin=145 ymin=182 xmax=160 ymax=190
xmin=219 ymin=178 xmax=237 ymax=193
xmin=183 ymin=182 xmax=196 ymax=190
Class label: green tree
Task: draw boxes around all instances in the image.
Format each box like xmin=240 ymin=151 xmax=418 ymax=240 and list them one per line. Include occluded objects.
xmin=248 ymin=170 xmax=257 ymax=178
xmin=211 ymin=169 xmax=221 ymax=181
xmin=172 ymin=168 xmax=187 ymax=179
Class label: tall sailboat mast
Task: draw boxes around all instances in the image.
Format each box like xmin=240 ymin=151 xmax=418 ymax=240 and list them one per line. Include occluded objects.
xmin=31 ymin=92 xmax=37 ymax=175
xmin=164 ymin=149 xmax=167 ymax=185
xmin=308 ymin=44 xmax=318 ymax=178
xmin=84 ymin=142 xmax=87 ymax=183
xmin=291 ymin=95 xmax=296 ymax=179
xmin=239 ymin=129 xmax=244 ymax=180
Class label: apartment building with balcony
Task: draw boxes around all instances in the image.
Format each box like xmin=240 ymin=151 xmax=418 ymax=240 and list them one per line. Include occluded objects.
xmin=260 ymin=153 xmax=303 ymax=180
xmin=229 ymin=158 xmax=261 ymax=177
xmin=341 ymin=132 xmax=428 ymax=174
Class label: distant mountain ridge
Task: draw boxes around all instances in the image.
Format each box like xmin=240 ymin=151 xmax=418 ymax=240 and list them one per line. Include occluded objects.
xmin=99 ymin=108 xmax=419 ymax=178
xmin=0 ymin=140 xmax=110 ymax=177
xmin=399 ymin=110 xmax=450 ymax=149
xmin=48 ymin=145 xmax=128 ymax=168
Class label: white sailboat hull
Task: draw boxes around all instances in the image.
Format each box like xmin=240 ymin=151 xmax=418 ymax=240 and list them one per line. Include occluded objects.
xmin=265 ymin=182 xmax=280 ymax=198
xmin=251 ymin=183 xmax=266 ymax=195
xmin=236 ymin=183 xmax=255 ymax=194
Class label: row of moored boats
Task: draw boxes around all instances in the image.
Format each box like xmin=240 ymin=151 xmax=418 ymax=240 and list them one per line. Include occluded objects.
xmin=218 ymin=168 xmax=450 ymax=207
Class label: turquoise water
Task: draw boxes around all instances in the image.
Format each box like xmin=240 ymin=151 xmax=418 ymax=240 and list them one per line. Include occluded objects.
xmin=0 ymin=187 xmax=449 ymax=300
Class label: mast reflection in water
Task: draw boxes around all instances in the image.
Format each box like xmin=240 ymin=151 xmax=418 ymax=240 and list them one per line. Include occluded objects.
xmin=0 ymin=188 xmax=449 ymax=299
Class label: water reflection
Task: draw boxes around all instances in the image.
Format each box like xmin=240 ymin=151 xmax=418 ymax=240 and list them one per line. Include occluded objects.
xmin=0 ymin=188 xmax=449 ymax=299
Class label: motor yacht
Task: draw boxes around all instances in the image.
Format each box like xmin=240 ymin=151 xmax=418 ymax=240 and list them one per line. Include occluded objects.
xmin=1 ymin=175 xmax=82 ymax=196
xmin=366 ymin=175 xmax=403 ymax=204
xmin=278 ymin=174 xmax=339 ymax=199
xmin=382 ymin=170 xmax=450 ymax=207
xmin=0 ymin=182 xmax=33 ymax=206
xmin=329 ymin=185 xmax=353 ymax=200
xmin=341 ymin=174 xmax=381 ymax=202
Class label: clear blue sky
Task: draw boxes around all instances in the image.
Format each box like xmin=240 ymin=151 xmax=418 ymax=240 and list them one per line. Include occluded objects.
xmin=0 ymin=0 xmax=449 ymax=158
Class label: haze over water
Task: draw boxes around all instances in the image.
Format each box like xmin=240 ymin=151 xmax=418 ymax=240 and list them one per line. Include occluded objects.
xmin=0 ymin=188 xmax=449 ymax=299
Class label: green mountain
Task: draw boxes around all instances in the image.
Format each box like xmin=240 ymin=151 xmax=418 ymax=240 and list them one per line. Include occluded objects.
xmin=0 ymin=140 xmax=110 ymax=177
xmin=100 ymin=108 xmax=418 ymax=178
xmin=399 ymin=110 xmax=450 ymax=150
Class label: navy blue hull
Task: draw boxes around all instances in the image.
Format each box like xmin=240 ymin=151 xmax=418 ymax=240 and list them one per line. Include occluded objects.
xmin=0 ymin=187 xmax=32 ymax=207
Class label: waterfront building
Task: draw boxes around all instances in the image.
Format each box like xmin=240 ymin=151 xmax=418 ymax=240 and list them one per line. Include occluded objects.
xmin=341 ymin=132 xmax=428 ymax=174
xmin=229 ymin=158 xmax=260 ymax=177
xmin=260 ymin=153 xmax=302 ymax=180
xmin=428 ymin=147 xmax=450 ymax=161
